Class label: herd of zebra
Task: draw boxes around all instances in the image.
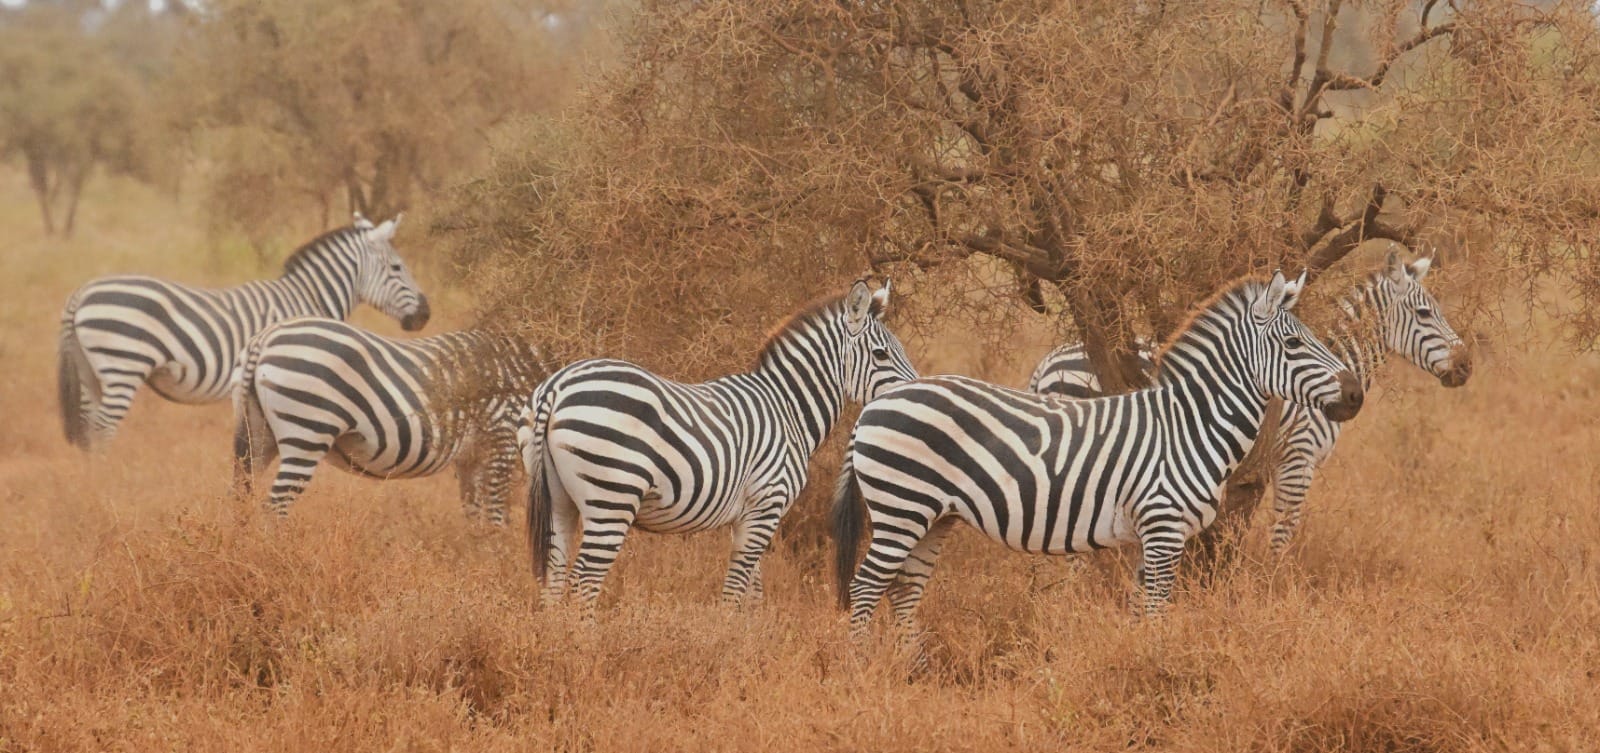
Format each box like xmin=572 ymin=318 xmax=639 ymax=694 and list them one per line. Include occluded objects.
xmin=55 ymin=212 xmax=1471 ymax=639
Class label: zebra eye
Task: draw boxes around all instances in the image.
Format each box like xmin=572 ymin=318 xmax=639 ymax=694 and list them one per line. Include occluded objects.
xmin=1416 ymin=307 xmax=1433 ymax=320
xmin=871 ymin=348 xmax=890 ymax=360
xmin=1284 ymin=336 xmax=1304 ymax=350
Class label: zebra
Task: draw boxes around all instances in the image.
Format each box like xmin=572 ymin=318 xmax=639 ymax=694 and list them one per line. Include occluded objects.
xmin=832 ymin=271 xmax=1365 ymax=638
xmin=232 ymin=319 xmax=550 ymax=524
xmin=58 ymin=214 xmax=429 ymax=451
xmin=1027 ymin=341 xmax=1156 ymax=398
xmin=520 ymin=279 xmax=918 ymax=615
xmin=1027 ymin=250 xmax=1470 ymax=551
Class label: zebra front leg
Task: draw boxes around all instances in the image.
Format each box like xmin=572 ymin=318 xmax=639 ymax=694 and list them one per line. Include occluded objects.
xmin=1135 ymin=527 xmax=1186 ymax=618
xmin=722 ymin=502 xmax=784 ymax=608
xmin=1270 ymin=448 xmax=1318 ymax=553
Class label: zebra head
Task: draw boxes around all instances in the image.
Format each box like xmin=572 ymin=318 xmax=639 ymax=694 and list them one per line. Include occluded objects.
xmin=1375 ymin=250 xmax=1470 ymax=388
xmin=354 ymin=214 xmax=431 ymax=332
xmin=1250 ymin=270 xmax=1364 ymax=422
xmin=840 ymin=279 xmax=918 ymax=403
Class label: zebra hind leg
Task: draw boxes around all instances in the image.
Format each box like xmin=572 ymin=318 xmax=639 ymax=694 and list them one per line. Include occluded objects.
xmin=479 ymin=427 xmax=519 ymax=527
xmin=568 ymin=495 xmax=640 ymax=621
xmin=885 ymin=518 xmax=955 ymax=671
xmin=265 ymin=441 xmax=332 ymax=518
xmin=722 ymin=501 xmax=784 ymax=608
xmin=539 ymin=465 xmax=580 ymax=607
xmin=847 ymin=510 xmax=937 ymax=642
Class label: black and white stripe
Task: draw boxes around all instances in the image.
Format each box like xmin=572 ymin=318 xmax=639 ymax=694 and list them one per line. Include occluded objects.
xmin=521 ymin=280 xmax=917 ymax=614
xmin=1268 ymin=251 xmax=1469 ymax=548
xmin=58 ymin=214 xmax=428 ymax=451
xmin=1027 ymin=341 xmax=1156 ymax=398
xmin=1028 ymin=251 xmax=1470 ymax=551
xmin=833 ymin=272 xmax=1364 ymax=638
xmin=232 ymin=319 xmax=548 ymax=524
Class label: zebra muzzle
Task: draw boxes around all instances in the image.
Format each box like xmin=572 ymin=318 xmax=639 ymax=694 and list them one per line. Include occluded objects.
xmin=1322 ymin=371 xmax=1364 ymax=422
xmin=401 ymin=297 xmax=431 ymax=331
xmin=1439 ymin=344 xmax=1472 ymax=388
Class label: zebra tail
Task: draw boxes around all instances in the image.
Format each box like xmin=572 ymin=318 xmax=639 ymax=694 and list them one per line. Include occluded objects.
xmin=521 ymin=382 xmax=559 ymax=585
xmin=231 ymin=337 xmax=273 ymax=492
xmin=57 ymin=298 xmax=94 ymax=450
xmin=830 ymin=439 xmax=864 ymax=611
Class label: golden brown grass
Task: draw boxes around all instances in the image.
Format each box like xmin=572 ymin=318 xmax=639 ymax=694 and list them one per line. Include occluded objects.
xmin=3 ymin=175 xmax=1599 ymax=752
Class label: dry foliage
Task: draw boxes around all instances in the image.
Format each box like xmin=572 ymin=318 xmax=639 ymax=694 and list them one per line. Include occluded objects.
xmin=443 ymin=0 xmax=1600 ymax=388
xmin=176 ymin=0 xmax=577 ymax=236
xmin=3 ymin=174 xmax=1599 ymax=752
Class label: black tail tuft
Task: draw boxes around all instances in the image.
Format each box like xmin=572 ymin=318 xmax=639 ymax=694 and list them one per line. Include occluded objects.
xmin=231 ymin=337 xmax=276 ymax=497
xmin=830 ymin=441 xmax=865 ymax=611
xmin=57 ymin=310 xmax=92 ymax=450
xmin=522 ymin=383 xmax=559 ymax=586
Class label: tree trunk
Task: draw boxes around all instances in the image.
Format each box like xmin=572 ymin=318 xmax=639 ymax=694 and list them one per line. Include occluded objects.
xmin=61 ymin=163 xmax=91 ymax=239
xmin=1183 ymin=397 xmax=1283 ymax=581
xmin=26 ymin=155 xmax=56 ymax=236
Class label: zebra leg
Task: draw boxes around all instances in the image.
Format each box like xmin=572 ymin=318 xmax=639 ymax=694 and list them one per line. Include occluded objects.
xmin=478 ymin=427 xmax=519 ymax=527
xmin=722 ymin=500 xmax=784 ymax=608
xmin=886 ymin=518 xmax=955 ymax=639
xmin=541 ymin=469 xmax=580 ymax=606
xmin=569 ymin=498 xmax=641 ymax=620
xmin=84 ymin=368 xmax=150 ymax=448
xmin=1270 ymin=447 xmax=1318 ymax=553
xmin=847 ymin=511 xmax=937 ymax=641
xmin=264 ymin=440 xmax=332 ymax=517
xmin=1135 ymin=526 xmax=1187 ymax=618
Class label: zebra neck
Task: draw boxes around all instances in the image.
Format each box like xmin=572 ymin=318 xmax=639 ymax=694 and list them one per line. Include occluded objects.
xmin=753 ymin=340 xmax=844 ymax=457
xmin=1329 ymin=281 xmax=1390 ymax=391
xmin=268 ymin=264 xmax=358 ymax=320
xmin=1156 ymin=335 xmax=1269 ymax=486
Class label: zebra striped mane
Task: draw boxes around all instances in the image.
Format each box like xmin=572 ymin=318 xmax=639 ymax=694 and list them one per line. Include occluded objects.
xmin=282 ymin=225 xmax=365 ymax=275
xmin=1151 ymin=274 xmax=1270 ymax=370
xmin=754 ymin=289 xmax=867 ymax=367
xmin=756 ymin=293 xmax=843 ymax=366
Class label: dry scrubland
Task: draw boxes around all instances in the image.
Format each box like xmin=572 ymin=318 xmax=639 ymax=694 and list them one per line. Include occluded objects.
xmin=1 ymin=176 xmax=1598 ymax=752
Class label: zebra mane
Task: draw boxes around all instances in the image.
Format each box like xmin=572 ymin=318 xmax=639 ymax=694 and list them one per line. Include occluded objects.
xmin=281 ymin=225 xmax=367 ymax=275
xmin=1151 ymin=274 xmax=1270 ymax=370
xmin=754 ymin=291 xmax=853 ymax=367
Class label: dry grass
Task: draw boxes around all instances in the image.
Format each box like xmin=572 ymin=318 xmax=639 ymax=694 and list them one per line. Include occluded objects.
xmin=3 ymin=175 xmax=1599 ymax=752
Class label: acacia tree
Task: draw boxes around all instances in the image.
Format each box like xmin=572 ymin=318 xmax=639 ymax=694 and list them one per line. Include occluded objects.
xmin=180 ymin=0 xmax=569 ymax=236
xmin=0 ymin=1 xmax=170 ymax=237
xmin=442 ymin=0 xmax=1600 ymax=549
xmin=451 ymin=0 xmax=1600 ymax=367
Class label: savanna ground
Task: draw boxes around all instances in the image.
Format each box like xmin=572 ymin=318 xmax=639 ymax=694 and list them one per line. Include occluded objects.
xmin=1 ymin=173 xmax=1598 ymax=752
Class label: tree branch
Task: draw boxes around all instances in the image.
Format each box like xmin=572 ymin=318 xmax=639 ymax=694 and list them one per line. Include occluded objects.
xmin=1323 ymin=22 xmax=1457 ymax=91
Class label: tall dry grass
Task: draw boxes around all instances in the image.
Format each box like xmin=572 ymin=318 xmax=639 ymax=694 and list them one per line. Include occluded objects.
xmin=2 ymin=174 xmax=1598 ymax=752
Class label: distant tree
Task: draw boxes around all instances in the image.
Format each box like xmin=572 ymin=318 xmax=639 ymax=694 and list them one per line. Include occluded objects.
xmin=179 ymin=0 xmax=569 ymax=236
xmin=0 ymin=1 xmax=170 ymax=237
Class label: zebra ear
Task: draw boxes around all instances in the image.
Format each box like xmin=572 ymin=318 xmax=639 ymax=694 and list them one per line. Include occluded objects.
xmin=1408 ymin=255 xmax=1432 ymax=281
xmin=1280 ymin=270 xmax=1307 ymax=311
xmin=373 ymin=218 xmax=398 ymax=242
xmin=1254 ymin=270 xmax=1289 ymax=320
xmin=845 ymin=280 xmax=874 ymax=334
xmin=352 ymin=211 xmax=374 ymax=230
xmin=869 ymin=279 xmax=891 ymax=319
xmin=1385 ymin=249 xmax=1411 ymax=284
